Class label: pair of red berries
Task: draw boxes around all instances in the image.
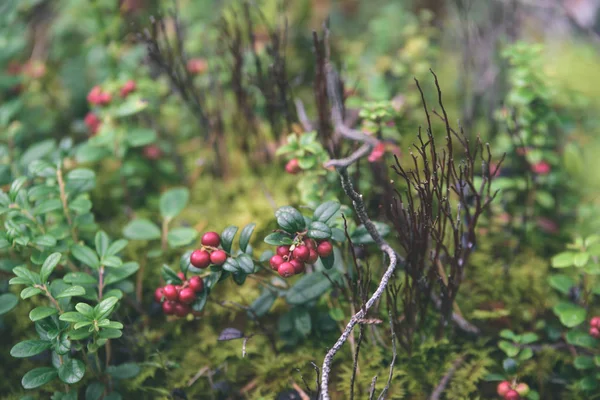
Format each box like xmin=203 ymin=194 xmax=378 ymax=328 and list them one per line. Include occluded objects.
xmin=189 ymin=232 xmax=228 ymax=269
xmin=589 ymin=316 xmax=600 ymax=338
xmin=269 ymin=239 xmax=333 ymax=278
xmin=120 ymin=80 xmax=136 ymax=98
xmin=155 ymin=273 xmax=204 ymax=317
xmin=497 ymin=381 xmax=529 ymax=400
xmin=87 ymin=85 xmax=112 ymax=106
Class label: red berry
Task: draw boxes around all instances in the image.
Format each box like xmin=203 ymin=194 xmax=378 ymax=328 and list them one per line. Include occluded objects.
xmin=178 ymin=287 xmax=196 ymax=304
xmin=177 ymin=272 xmax=186 ymax=281
xmin=531 ymin=161 xmax=550 ymax=175
xmin=591 ymin=316 xmax=600 ymax=328
xmin=293 ymin=245 xmax=310 ymax=262
xmin=317 ymin=241 xmax=333 ymax=257
xmin=289 ymin=259 xmax=305 ymax=274
xmin=515 ymin=383 xmax=530 ymax=396
xmin=201 ymin=231 xmax=221 ymax=247
xmin=189 ymin=276 xmax=204 ymax=293
xmin=163 ymin=284 xmax=178 ymax=301
xmin=120 ymin=80 xmax=136 ymax=97
xmin=187 ymin=58 xmax=208 ymax=75
xmin=270 ymin=255 xmax=285 ymax=270
xmin=277 ymin=245 xmax=290 ymax=257
xmin=190 ymin=250 xmax=211 ymax=269
xmin=504 ymin=389 xmax=520 ymax=400
xmin=87 ymin=86 xmax=102 ymax=104
xmin=84 ymin=112 xmax=101 ymax=135
xmin=162 ymin=301 xmax=176 ymax=315
xmin=305 ymin=239 xmax=317 ymax=250
xmin=285 ymin=158 xmax=301 ymax=174
xmin=154 ymin=287 xmax=164 ymax=303
xmin=174 ymin=302 xmax=191 ymax=317
xmin=210 ymin=250 xmax=228 ymax=265
xmin=143 ymin=144 xmax=162 ymax=160
xmin=99 ymin=91 xmax=112 ymax=105
xmin=307 ymin=249 xmax=319 ymax=263
xmin=497 ymin=381 xmax=512 ymax=396
xmin=590 ymin=327 xmax=600 ymax=338
xmin=278 ymin=262 xmax=295 ymax=278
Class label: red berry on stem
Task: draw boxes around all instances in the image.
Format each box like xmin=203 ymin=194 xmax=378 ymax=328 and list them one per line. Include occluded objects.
xmin=590 ymin=327 xmax=600 ymax=338
xmin=177 ymin=272 xmax=186 ymax=281
xmin=270 ymin=255 xmax=285 ymax=270
xmin=87 ymin=86 xmax=102 ymax=104
xmin=317 ymin=241 xmax=333 ymax=257
xmin=210 ymin=250 xmax=228 ymax=265
xmin=84 ymin=112 xmax=101 ymax=135
xmin=504 ymin=389 xmax=520 ymax=400
xmin=293 ymin=245 xmax=310 ymax=262
xmin=278 ymin=262 xmax=295 ymax=278
xmin=187 ymin=58 xmax=208 ymax=75
xmin=162 ymin=301 xmax=176 ymax=315
xmin=277 ymin=245 xmax=290 ymax=257
xmin=190 ymin=250 xmax=211 ymax=268
xmin=305 ymin=239 xmax=317 ymax=250
xmin=285 ymin=158 xmax=301 ymax=174
xmin=497 ymin=381 xmax=512 ymax=396
xmin=591 ymin=316 xmax=600 ymax=328
xmin=290 ymin=259 xmax=305 ymax=274
xmin=163 ymin=284 xmax=178 ymax=301
xmin=99 ymin=91 xmax=112 ymax=105
xmin=189 ymin=276 xmax=204 ymax=293
xmin=307 ymin=249 xmax=319 ymax=263
xmin=174 ymin=303 xmax=191 ymax=317
xmin=154 ymin=287 xmax=165 ymax=303
xmin=201 ymin=231 xmax=221 ymax=247
xmin=120 ymin=80 xmax=136 ymax=97
xmin=178 ymin=287 xmax=196 ymax=304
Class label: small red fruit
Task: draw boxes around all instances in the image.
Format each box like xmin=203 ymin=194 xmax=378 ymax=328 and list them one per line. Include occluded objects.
xmin=317 ymin=241 xmax=333 ymax=257
xmin=187 ymin=58 xmax=208 ymax=75
xmin=143 ymin=144 xmax=162 ymax=160
xmin=87 ymin=86 xmax=103 ymax=104
xmin=154 ymin=287 xmax=164 ymax=303
xmin=591 ymin=316 xmax=600 ymax=328
xmin=163 ymin=284 xmax=178 ymax=301
xmin=293 ymin=245 xmax=310 ymax=262
xmin=515 ymin=383 xmax=530 ymax=396
xmin=278 ymin=262 xmax=295 ymax=278
xmin=305 ymin=239 xmax=317 ymax=250
xmin=589 ymin=326 xmax=600 ymax=338
xmin=178 ymin=287 xmax=196 ymax=304
xmin=120 ymin=80 xmax=136 ymax=97
xmin=270 ymin=255 xmax=285 ymax=270
xmin=189 ymin=276 xmax=204 ymax=293
xmin=190 ymin=250 xmax=211 ymax=269
xmin=210 ymin=249 xmax=228 ymax=265
xmin=497 ymin=381 xmax=512 ymax=396
xmin=277 ymin=245 xmax=290 ymax=257
xmin=99 ymin=91 xmax=112 ymax=105
xmin=84 ymin=112 xmax=101 ymax=135
xmin=531 ymin=161 xmax=550 ymax=175
xmin=307 ymin=249 xmax=319 ymax=263
xmin=289 ymin=259 xmax=305 ymax=274
xmin=201 ymin=231 xmax=221 ymax=247
xmin=177 ymin=272 xmax=186 ymax=281
xmin=174 ymin=303 xmax=191 ymax=317
xmin=504 ymin=389 xmax=520 ymax=400
xmin=285 ymin=158 xmax=301 ymax=174
xmin=162 ymin=301 xmax=176 ymax=315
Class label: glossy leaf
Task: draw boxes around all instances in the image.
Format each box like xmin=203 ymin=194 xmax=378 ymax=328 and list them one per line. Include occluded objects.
xmin=159 ymin=187 xmax=189 ymax=220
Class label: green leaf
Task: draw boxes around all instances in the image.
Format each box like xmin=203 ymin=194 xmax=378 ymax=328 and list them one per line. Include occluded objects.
xmin=566 ymin=330 xmax=598 ymax=349
xmin=502 ymin=358 xmax=517 ymax=374
xmin=320 ymin=252 xmax=335 ymax=269
xmin=191 ymin=289 xmax=208 ymax=312
xmin=102 ymin=256 xmax=122 ymax=268
xmin=574 ymin=252 xmax=590 ymax=268
xmin=236 ymin=254 xmax=254 ymax=274
xmin=329 ymin=307 xmax=345 ymax=321
xmin=58 ymin=358 xmax=85 ymax=384
xmin=114 ymin=98 xmax=147 ymax=117
xmin=350 ymin=222 xmax=390 ymax=244
xmin=56 ymin=285 xmax=86 ymax=299
xmin=551 ymin=252 xmax=576 ymax=268
xmin=498 ymin=340 xmax=520 ymax=357
xmin=517 ymin=347 xmax=533 ymax=361
xmin=222 ymin=257 xmax=240 ymax=273
xmin=30 ymin=306 xmax=58 ymax=321
xmin=574 ymin=356 xmax=595 ymax=370
xmin=286 ymin=272 xmax=339 ymax=305
xmin=33 ymin=235 xmax=57 ymax=248
xmin=85 ymin=382 xmax=105 ymax=400
xmin=519 ymin=332 xmax=539 ymax=344
xmin=579 ymin=376 xmax=598 ymax=391
xmin=167 ymin=227 xmax=198 ymax=248
xmin=307 ymin=221 xmax=332 ymax=240
xmin=33 ymin=198 xmax=62 ymax=215
xmin=159 ymin=187 xmax=189 ymax=220
xmin=220 ymin=226 xmax=238 ymax=254
xmin=95 ymin=297 xmax=119 ymax=320
xmin=98 ymin=328 xmax=123 ymax=339
xmin=239 ymin=223 xmax=256 ymax=253
xmin=313 ymin=201 xmax=341 ymax=223
xmin=21 ymin=287 xmax=42 ymax=299
xmin=499 ymin=329 xmax=516 ymax=340
xmin=63 ymin=272 xmax=98 ymax=285
xmin=10 ymin=340 xmax=52 ymax=358
xmin=331 ymin=228 xmax=346 ymax=243
xmin=293 ymin=307 xmax=312 ymax=337
xmin=106 ymin=239 xmax=128 ymax=257
xmin=59 ymin=312 xmax=90 ymax=323
xmin=483 ymin=373 xmax=507 ymax=382
xmin=276 ymin=207 xmax=305 ymax=234
xmin=161 ymin=264 xmax=183 ymax=284
xmin=122 ymin=219 xmax=161 ymax=241
xmin=95 ymin=231 xmax=110 ymax=258
xmin=40 ymin=252 xmax=62 ymax=283
xmin=75 ymin=303 xmax=94 ymax=318
xmin=21 ymin=367 xmax=57 ymax=389
xmin=126 ymin=128 xmax=157 ymax=147
xmin=71 ymin=245 xmax=100 ymax=269
xmin=106 ymin=363 xmax=140 ymax=380
xmin=263 ymin=232 xmax=293 ymax=246
xmin=248 ymin=290 xmax=277 ymax=318
xmin=553 ymin=302 xmax=586 ymax=327
xmin=104 ymin=262 xmax=139 ymax=286
xmin=548 ymin=274 xmax=575 ymax=294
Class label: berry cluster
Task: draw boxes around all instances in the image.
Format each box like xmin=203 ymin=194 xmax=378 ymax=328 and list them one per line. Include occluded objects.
xmin=155 ymin=273 xmax=204 ymax=317
xmin=497 ymin=381 xmax=529 ymax=400
xmin=269 ymin=239 xmax=333 ymax=278
xmin=189 ymin=232 xmax=229 ymax=269
xmin=87 ymin=85 xmax=112 ymax=106
xmin=589 ymin=316 xmax=600 ymax=338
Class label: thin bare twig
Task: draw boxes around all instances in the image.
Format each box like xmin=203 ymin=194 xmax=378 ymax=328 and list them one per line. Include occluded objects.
xmin=428 ymin=355 xmax=465 ymax=400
